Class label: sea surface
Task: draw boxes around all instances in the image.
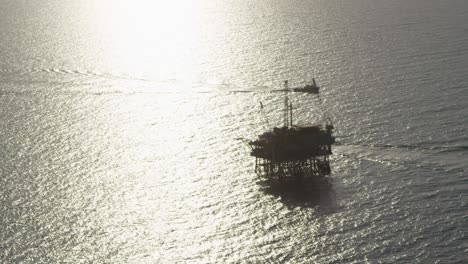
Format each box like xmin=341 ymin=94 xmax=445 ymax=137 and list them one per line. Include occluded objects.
xmin=1 ymin=0 xmax=467 ymax=263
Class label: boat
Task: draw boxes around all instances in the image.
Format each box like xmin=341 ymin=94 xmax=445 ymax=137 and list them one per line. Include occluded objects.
xmin=274 ymin=79 xmax=320 ymax=94
xmin=292 ymin=78 xmax=319 ymax=94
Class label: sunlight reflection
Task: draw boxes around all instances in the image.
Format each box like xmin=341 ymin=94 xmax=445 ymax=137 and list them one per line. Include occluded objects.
xmin=93 ymin=0 xmax=205 ymax=85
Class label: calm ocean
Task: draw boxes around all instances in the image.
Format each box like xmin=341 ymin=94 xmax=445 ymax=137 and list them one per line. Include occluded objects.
xmin=1 ymin=0 xmax=467 ymax=263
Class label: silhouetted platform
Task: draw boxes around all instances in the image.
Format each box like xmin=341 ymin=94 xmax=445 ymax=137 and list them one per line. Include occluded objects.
xmin=249 ymin=124 xmax=335 ymax=179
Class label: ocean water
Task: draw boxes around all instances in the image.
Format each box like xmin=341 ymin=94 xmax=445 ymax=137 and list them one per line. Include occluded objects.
xmin=1 ymin=0 xmax=467 ymax=263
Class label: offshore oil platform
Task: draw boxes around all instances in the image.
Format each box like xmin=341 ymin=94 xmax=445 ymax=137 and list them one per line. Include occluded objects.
xmin=248 ymin=80 xmax=335 ymax=180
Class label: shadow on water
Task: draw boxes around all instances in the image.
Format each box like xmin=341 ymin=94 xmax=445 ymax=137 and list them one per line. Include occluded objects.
xmin=258 ymin=176 xmax=336 ymax=209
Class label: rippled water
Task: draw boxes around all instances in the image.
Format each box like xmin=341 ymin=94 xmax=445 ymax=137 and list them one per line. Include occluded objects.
xmin=1 ymin=0 xmax=467 ymax=263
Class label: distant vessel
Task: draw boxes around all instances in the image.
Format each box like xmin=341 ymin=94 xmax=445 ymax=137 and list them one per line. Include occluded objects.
xmin=276 ymin=79 xmax=320 ymax=94
xmin=292 ymin=78 xmax=320 ymax=94
xmin=247 ymin=82 xmax=335 ymax=180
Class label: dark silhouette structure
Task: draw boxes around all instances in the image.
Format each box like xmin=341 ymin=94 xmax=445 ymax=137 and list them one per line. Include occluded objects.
xmin=249 ymin=124 xmax=335 ymax=179
xmin=248 ymin=80 xmax=335 ymax=180
xmin=292 ymin=78 xmax=320 ymax=94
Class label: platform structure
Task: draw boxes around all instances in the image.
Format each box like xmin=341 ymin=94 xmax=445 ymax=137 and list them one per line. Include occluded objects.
xmin=248 ymin=80 xmax=335 ymax=179
xmin=249 ymin=125 xmax=334 ymax=179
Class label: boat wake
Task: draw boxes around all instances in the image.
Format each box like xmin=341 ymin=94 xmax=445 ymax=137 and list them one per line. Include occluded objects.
xmin=335 ymin=142 xmax=467 ymax=174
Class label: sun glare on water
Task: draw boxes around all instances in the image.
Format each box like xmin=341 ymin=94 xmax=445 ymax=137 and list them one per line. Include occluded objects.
xmin=93 ymin=0 xmax=206 ymax=86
